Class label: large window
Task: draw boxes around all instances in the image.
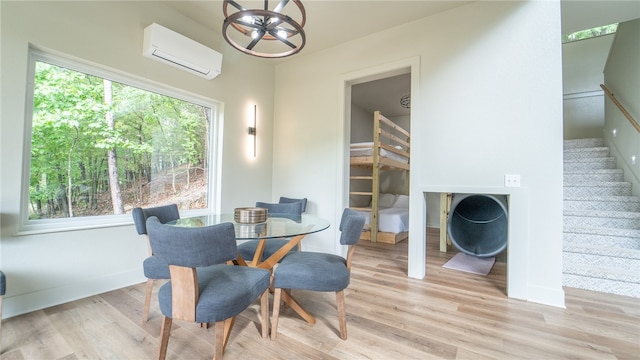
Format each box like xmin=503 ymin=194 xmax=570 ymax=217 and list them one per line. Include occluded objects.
xmin=22 ymin=49 xmax=219 ymax=231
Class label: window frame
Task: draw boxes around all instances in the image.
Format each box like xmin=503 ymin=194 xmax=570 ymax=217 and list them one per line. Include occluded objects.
xmin=19 ymin=47 xmax=222 ymax=235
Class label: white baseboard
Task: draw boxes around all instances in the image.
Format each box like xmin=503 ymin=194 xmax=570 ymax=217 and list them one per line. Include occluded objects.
xmin=2 ymin=270 xmax=145 ymax=319
xmin=527 ymin=284 xmax=566 ymax=308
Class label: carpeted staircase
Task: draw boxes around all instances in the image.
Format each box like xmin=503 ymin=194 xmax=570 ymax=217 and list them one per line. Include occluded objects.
xmin=563 ymin=138 xmax=640 ymax=298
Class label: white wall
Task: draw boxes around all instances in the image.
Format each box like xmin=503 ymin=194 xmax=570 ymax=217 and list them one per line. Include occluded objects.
xmin=603 ymin=18 xmax=640 ymax=196
xmin=0 ymin=1 xmax=275 ymax=318
xmin=350 ymin=104 xmax=372 ymax=143
xmin=562 ymin=34 xmax=614 ymax=139
xmin=563 ymin=35 xmax=614 ymax=94
xmin=272 ymin=1 xmax=565 ymax=307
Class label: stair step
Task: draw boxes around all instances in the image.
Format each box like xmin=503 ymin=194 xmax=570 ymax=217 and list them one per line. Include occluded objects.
xmin=563 ymin=147 xmax=610 ymax=160
xmin=564 ymin=231 xmax=640 ymax=249
xmin=564 ymin=264 xmax=640 ymax=286
xmin=563 ymin=273 xmax=640 ymax=298
xmin=564 ymin=225 xmax=640 ymax=239
xmin=564 ymin=251 xmax=640 ymax=274
xmin=564 ymin=169 xmax=624 ymax=183
xmin=564 ymin=196 xmax=640 ymax=212
xmin=563 ymin=157 xmax=617 ymax=171
xmin=564 ymin=243 xmax=640 ymax=260
xmin=564 ymin=211 xmax=640 ymax=229
xmin=564 ymin=217 xmax=640 ymax=229
xmin=564 ymin=138 xmax=605 ymax=149
xmin=564 ymin=182 xmax=632 ymax=197
xmin=562 ymin=137 xmax=639 ymax=298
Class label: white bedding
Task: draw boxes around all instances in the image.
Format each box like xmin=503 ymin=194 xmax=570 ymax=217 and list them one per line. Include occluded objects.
xmin=350 ymin=142 xmax=408 ymax=164
xmin=355 ymin=207 xmax=409 ymax=233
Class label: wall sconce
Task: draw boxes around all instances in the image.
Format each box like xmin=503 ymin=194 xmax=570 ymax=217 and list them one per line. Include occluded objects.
xmin=248 ymin=104 xmax=257 ymax=157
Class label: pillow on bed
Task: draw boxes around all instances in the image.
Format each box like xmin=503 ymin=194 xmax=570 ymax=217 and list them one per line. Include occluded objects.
xmin=378 ymin=193 xmax=398 ymax=208
xmin=393 ymin=194 xmax=409 ymax=208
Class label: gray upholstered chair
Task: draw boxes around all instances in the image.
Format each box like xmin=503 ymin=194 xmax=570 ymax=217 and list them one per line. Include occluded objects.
xmin=271 ymin=208 xmax=365 ymax=340
xmin=278 ymin=196 xmax=307 ymax=213
xmin=0 ymin=270 xmax=5 ymax=342
xmin=237 ymin=200 xmax=304 ymax=264
xmin=131 ymin=204 xmax=180 ymax=323
xmin=146 ymin=217 xmax=271 ymax=360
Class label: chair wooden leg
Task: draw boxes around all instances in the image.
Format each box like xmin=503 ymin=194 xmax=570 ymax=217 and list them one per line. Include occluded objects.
xmin=336 ymin=290 xmax=347 ymax=340
xmin=214 ymin=321 xmax=225 ymax=360
xmin=143 ymin=278 xmax=154 ymax=323
xmin=225 ymin=317 xmax=236 ymax=352
xmin=158 ymin=316 xmax=172 ymax=360
xmin=280 ymin=290 xmax=316 ymax=324
xmin=271 ymin=288 xmax=282 ymax=340
xmin=261 ymin=290 xmax=269 ymax=338
xmin=0 ymin=295 xmax=3 ymax=350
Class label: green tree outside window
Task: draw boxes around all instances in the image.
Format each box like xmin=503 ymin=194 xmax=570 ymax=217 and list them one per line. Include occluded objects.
xmin=29 ymin=60 xmax=211 ymax=220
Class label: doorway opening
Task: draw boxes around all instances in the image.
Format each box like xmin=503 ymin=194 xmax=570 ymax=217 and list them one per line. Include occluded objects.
xmin=339 ymin=57 xmax=419 ymax=275
xmin=346 ymin=70 xmax=411 ymax=255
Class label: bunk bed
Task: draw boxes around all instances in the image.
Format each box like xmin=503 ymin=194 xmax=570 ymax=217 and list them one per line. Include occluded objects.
xmin=349 ymin=111 xmax=410 ymax=243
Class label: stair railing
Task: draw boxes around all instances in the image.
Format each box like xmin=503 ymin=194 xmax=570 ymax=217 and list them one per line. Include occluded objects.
xmin=600 ymin=84 xmax=640 ymax=133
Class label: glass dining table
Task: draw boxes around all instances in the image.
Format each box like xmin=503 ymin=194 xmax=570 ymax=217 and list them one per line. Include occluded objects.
xmin=168 ymin=213 xmax=331 ymax=270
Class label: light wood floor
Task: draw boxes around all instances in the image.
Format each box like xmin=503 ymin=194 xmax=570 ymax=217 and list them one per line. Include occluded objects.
xmin=2 ymin=228 xmax=639 ymax=359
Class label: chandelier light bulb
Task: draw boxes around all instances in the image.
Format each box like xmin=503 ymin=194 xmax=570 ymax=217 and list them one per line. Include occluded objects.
xmin=277 ymin=29 xmax=288 ymax=39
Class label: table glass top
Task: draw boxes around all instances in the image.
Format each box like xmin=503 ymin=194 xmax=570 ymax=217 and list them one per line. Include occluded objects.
xmin=169 ymin=213 xmax=331 ymax=240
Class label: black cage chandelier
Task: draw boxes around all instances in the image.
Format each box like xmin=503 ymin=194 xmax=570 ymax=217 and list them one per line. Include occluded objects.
xmin=222 ymin=0 xmax=306 ymax=58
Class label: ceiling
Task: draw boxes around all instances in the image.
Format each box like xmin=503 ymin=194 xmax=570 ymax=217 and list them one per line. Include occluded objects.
xmin=164 ymin=1 xmax=473 ymax=118
xmin=163 ymin=1 xmax=640 ymax=119
xmin=164 ymin=1 xmax=473 ymax=58
xmin=560 ymin=0 xmax=640 ymax=34
xmin=352 ymin=73 xmax=412 ymax=118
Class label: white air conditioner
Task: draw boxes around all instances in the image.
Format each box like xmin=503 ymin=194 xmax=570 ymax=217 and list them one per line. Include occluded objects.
xmin=143 ymin=23 xmax=222 ymax=80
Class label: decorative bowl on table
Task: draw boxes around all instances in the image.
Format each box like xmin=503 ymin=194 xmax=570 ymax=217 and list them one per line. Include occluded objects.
xmin=234 ymin=207 xmax=267 ymax=224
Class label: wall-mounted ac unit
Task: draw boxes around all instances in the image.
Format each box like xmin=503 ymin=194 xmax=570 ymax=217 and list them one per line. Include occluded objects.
xmin=143 ymin=23 xmax=222 ymax=80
